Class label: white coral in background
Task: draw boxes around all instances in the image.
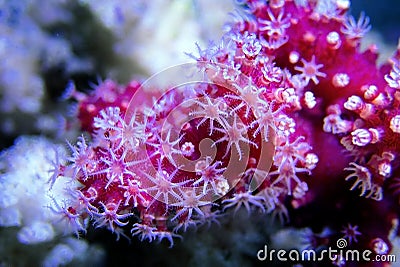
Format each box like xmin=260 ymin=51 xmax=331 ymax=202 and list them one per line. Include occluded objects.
xmin=0 ymin=0 xmax=92 ymax=134
xmin=0 ymin=136 xmax=105 ymax=266
xmin=42 ymin=237 xmax=105 ymax=267
xmin=80 ymin=0 xmax=233 ymax=75
xmin=0 ymin=136 xmax=83 ymax=243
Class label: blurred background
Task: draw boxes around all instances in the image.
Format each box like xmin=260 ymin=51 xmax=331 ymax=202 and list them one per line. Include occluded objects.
xmin=351 ymin=0 xmax=400 ymax=45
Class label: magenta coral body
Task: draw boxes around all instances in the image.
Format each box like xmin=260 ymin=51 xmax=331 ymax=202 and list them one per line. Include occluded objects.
xmin=63 ymin=76 xmax=280 ymax=246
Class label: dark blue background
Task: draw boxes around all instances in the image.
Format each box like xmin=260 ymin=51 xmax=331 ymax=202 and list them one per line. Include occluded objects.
xmin=351 ymin=0 xmax=400 ymax=45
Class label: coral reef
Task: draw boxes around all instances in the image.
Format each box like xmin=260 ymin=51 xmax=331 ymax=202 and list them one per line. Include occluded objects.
xmin=1 ymin=0 xmax=400 ymax=266
xmin=49 ymin=1 xmax=400 ymax=266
